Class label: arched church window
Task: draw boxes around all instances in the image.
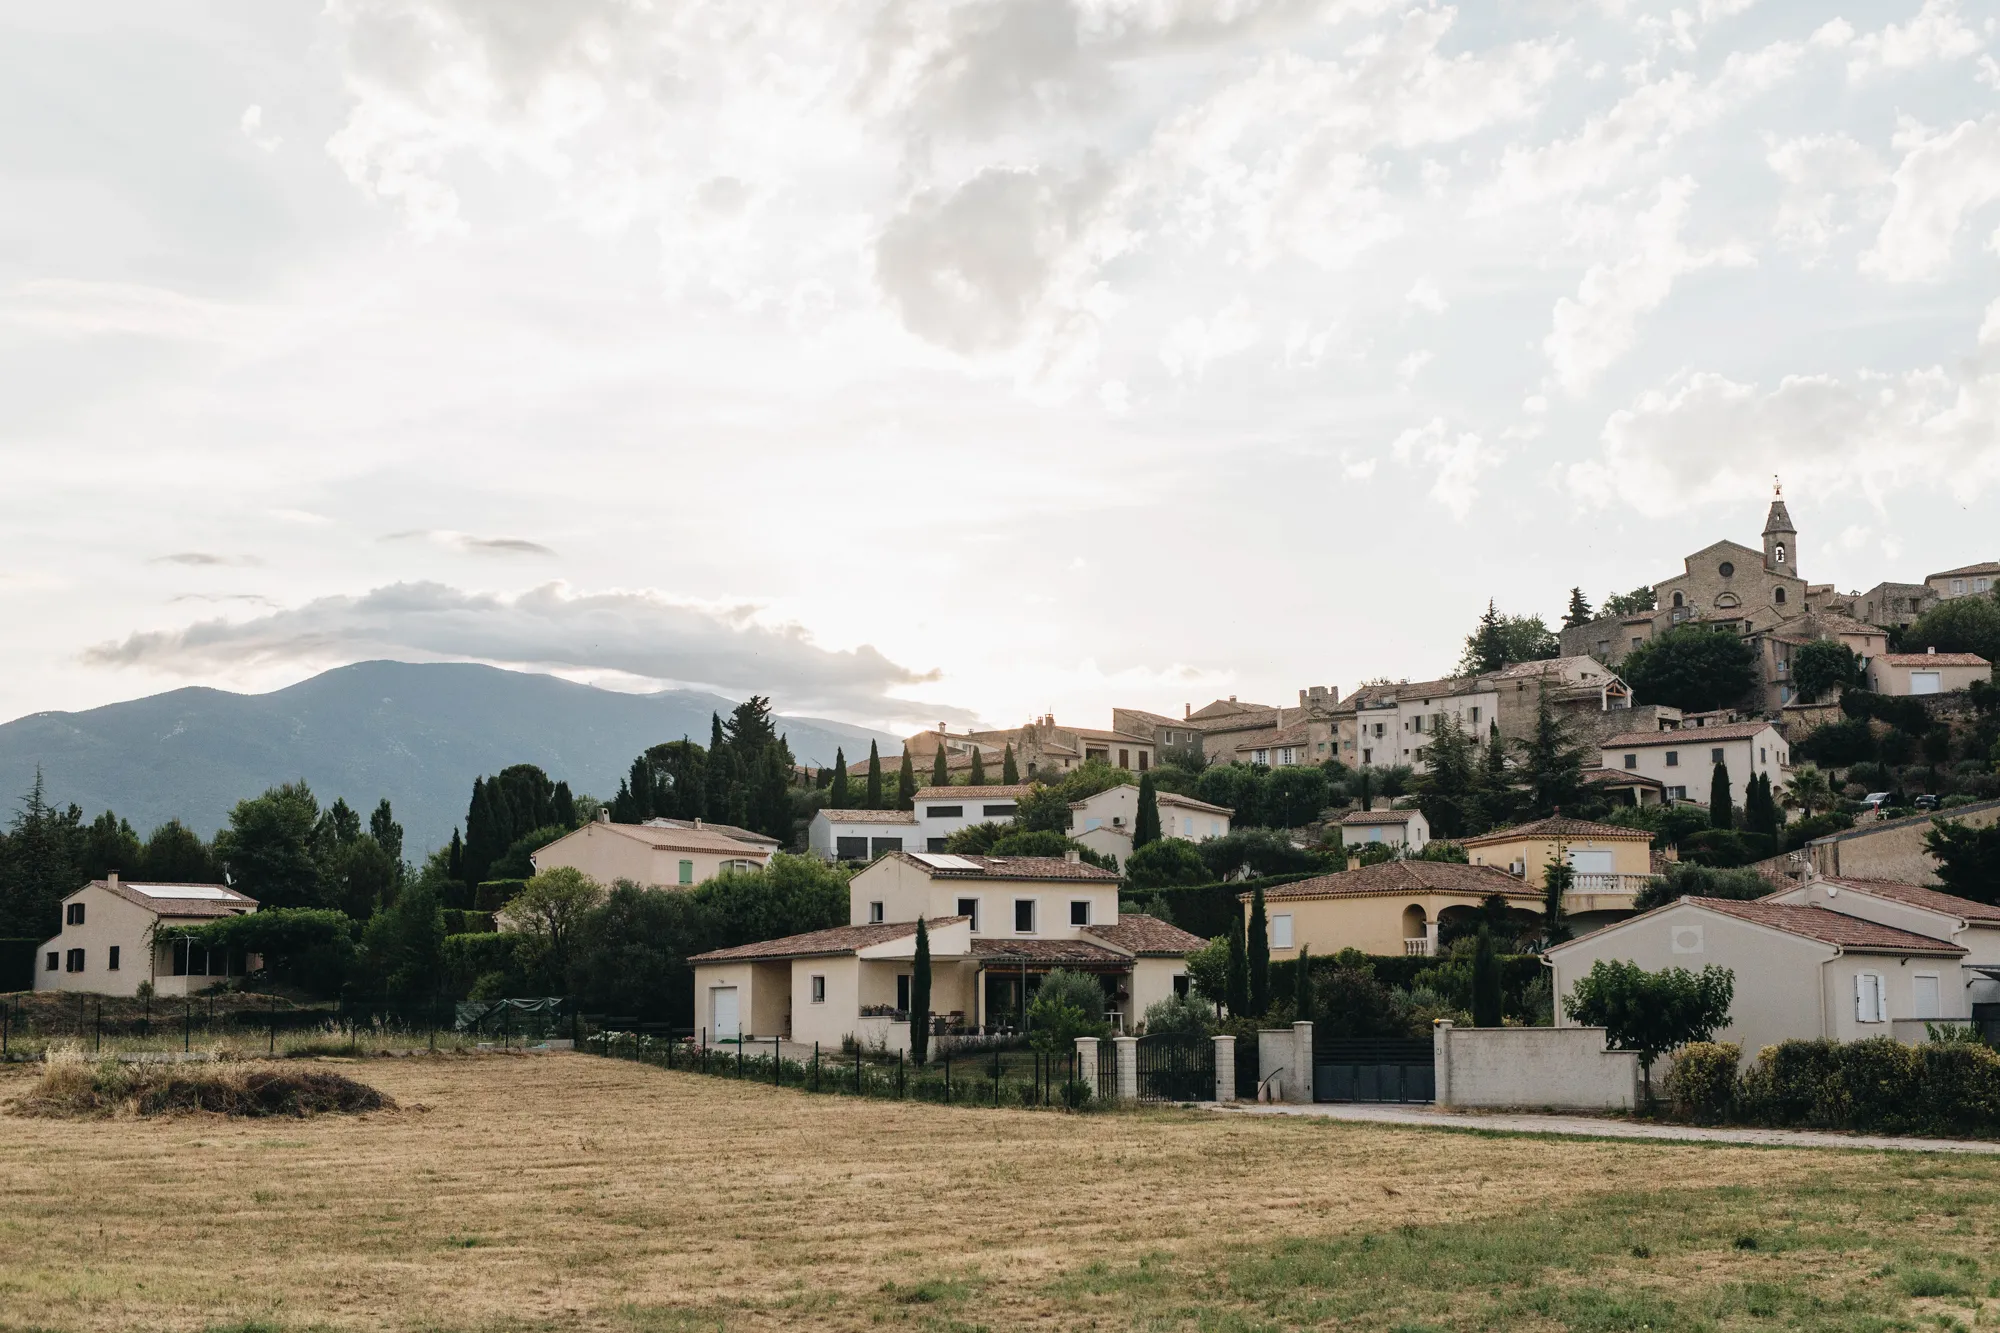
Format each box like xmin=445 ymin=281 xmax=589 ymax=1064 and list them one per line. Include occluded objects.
xmin=1774 ymin=587 xmax=1786 ymax=604
xmin=1672 ymin=591 xmax=1684 ymax=608
xmin=1775 ymin=543 xmax=1786 ymax=564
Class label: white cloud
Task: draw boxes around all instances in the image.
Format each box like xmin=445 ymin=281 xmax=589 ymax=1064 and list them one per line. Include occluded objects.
xmin=81 ymin=581 xmax=951 ymax=720
xmin=1861 ymin=114 xmax=2000 ymax=282
xmin=381 ymin=530 xmax=556 ymax=557
xmin=1843 ymin=0 xmax=1985 ymax=80
xmin=1404 ymin=276 xmax=1447 ymax=313
xmin=239 ymin=105 xmax=282 ymax=152
xmin=1396 ymin=349 xmax=1432 ymax=385
xmin=1766 ymin=132 xmax=1889 ymax=255
xmin=1392 ymin=418 xmax=1501 ymax=518
xmin=1542 ymin=178 xmax=1751 ymax=395
xmin=1158 ymin=299 xmax=1260 ymax=380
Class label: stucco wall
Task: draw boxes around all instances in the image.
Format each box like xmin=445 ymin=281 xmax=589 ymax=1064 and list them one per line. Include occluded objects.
xmin=1466 ymin=833 xmax=1652 ymax=879
xmin=534 ymin=823 xmax=770 ymax=889
xmin=1808 ymin=801 xmax=2000 ymax=885
xmin=1868 ymin=661 xmax=1992 ymax=695
xmin=1130 ymin=957 xmax=1189 ymax=1027
xmin=694 ymin=960 xmax=790 ymax=1041
xmin=36 ymin=887 xmax=158 ymax=997
xmin=1434 ymin=1022 xmax=1640 ymax=1109
xmin=1254 ymin=891 xmax=1496 ymax=959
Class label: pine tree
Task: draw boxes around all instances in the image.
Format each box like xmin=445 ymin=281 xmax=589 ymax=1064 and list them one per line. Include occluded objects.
xmin=1474 ymin=722 xmax=1518 ymax=833
xmin=1709 ymin=761 xmax=1734 ymax=830
xmin=932 ymin=743 xmax=948 ymax=787
xmin=829 ymin=748 xmax=850 ymax=810
xmin=1248 ymin=884 xmax=1271 ymax=1016
xmin=0 ymin=770 xmax=80 ymax=938
xmin=1465 ymin=600 xmax=1509 ymax=675
xmin=896 ymin=753 xmax=916 ymax=810
xmin=1414 ymin=714 xmax=1477 ymax=838
xmin=1563 ymin=586 xmax=1595 ymax=628
xmin=1001 ymin=744 xmax=1019 ymax=785
xmin=910 ymin=917 xmax=932 ymax=1066
xmin=1226 ymin=914 xmax=1250 ymax=1017
xmin=368 ymin=799 xmax=403 ymax=863
xmin=1471 ymin=926 xmax=1503 ymax=1026
xmin=1521 ymin=688 xmax=1585 ymax=818
xmin=1293 ymin=943 xmax=1313 ymax=1023
xmin=865 ymin=741 xmax=884 ymax=810
xmin=968 ymin=748 xmax=987 ymax=786
xmin=1134 ymin=773 xmax=1162 ymax=849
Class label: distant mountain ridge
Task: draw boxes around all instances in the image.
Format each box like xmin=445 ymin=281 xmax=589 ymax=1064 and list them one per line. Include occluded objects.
xmin=0 ymin=662 xmax=901 ymax=855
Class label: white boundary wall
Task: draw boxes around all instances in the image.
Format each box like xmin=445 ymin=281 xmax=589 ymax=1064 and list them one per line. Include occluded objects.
xmin=1434 ymin=1021 xmax=1640 ymax=1111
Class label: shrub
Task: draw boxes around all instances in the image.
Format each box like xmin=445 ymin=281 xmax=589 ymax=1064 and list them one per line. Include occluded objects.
xmin=1915 ymin=1041 xmax=2000 ymax=1135
xmin=1677 ymin=829 xmax=1761 ymax=868
xmin=1141 ymin=992 xmax=1214 ymax=1037
xmin=1736 ymin=1039 xmax=1846 ymax=1127
xmin=1195 ymin=830 xmax=1333 ymax=880
xmin=17 ymin=1049 xmax=392 ymax=1118
xmin=1783 ymin=811 xmax=1855 ymax=852
xmin=1840 ymin=1036 xmax=1924 ymax=1133
xmin=473 ymin=880 xmax=527 ymax=912
xmin=1124 ymin=838 xmax=1210 ymax=890
xmin=1794 ymin=717 xmax=1876 ymax=767
xmin=1731 ymin=1037 xmax=2000 ymax=1136
xmin=1665 ymin=1042 xmax=1740 ymax=1123
xmin=1633 ymin=863 xmax=1770 ymax=913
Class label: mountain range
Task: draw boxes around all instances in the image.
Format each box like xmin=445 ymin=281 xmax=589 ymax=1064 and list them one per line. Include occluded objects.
xmin=0 ymin=661 xmax=901 ymax=856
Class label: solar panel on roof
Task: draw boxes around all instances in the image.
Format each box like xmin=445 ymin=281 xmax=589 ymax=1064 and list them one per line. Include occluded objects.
xmin=126 ymin=884 xmax=236 ymax=900
xmin=909 ymin=852 xmax=980 ymax=871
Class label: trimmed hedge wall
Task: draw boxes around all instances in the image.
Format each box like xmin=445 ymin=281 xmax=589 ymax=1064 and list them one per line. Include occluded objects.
xmin=473 ymin=880 xmax=527 ymax=912
xmin=1120 ymin=872 xmax=1325 ymax=940
xmin=1667 ymin=1038 xmax=2000 ymax=1136
xmin=442 ymin=909 xmax=497 ymax=936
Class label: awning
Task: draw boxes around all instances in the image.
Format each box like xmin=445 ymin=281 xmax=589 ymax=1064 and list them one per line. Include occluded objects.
xmin=1969 ymin=966 xmax=2000 ymax=982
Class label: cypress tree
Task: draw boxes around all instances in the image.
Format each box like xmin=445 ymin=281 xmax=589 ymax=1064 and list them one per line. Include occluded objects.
xmin=1293 ymin=943 xmax=1312 ymax=1023
xmin=1134 ymin=773 xmax=1162 ymax=849
xmin=1709 ymin=761 xmax=1733 ymax=829
xmin=1471 ymin=926 xmax=1503 ymax=1027
xmin=865 ymin=741 xmax=884 ymax=810
xmin=1248 ymin=884 xmax=1270 ymax=1016
xmin=1356 ymin=768 xmax=1374 ymax=812
xmin=704 ymin=714 xmax=731 ymax=821
xmin=446 ymin=828 xmax=464 ymax=883
xmin=910 ymin=917 xmax=932 ymax=1066
xmin=551 ymin=781 xmax=577 ymax=829
xmin=1744 ymin=773 xmax=1779 ymax=845
xmin=1543 ymin=856 xmax=1573 ymax=945
xmin=932 ymin=742 xmax=948 ymax=787
xmin=1226 ymin=914 xmax=1249 ymax=1017
xmin=896 ymin=753 xmax=916 ymax=810
xmin=464 ymin=778 xmax=499 ymax=885
xmin=1001 ymin=744 xmax=1019 ymax=785
xmin=968 ymin=747 xmax=986 ymax=786
xmin=829 ymin=748 xmax=850 ymax=810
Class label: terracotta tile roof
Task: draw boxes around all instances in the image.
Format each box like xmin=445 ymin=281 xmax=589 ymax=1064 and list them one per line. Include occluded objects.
xmin=811 ymin=808 xmax=917 ymax=825
xmin=1693 ymin=898 xmax=1965 ymax=954
xmin=689 ymin=917 xmax=967 ymax=963
xmin=1187 ymin=698 xmax=1278 ymax=721
xmin=1158 ymin=791 xmax=1234 ymax=815
xmin=971 ymin=937 xmax=1132 ymax=965
xmin=1461 ymin=816 xmax=1654 ymax=846
xmin=640 ymin=818 xmax=780 ymax=847
xmin=1819 ymin=877 xmax=2000 ymax=924
xmin=888 ymin=851 xmax=1120 ymax=882
xmin=1067 ymin=727 xmax=1154 ymax=744
xmin=1234 ymin=721 xmax=1313 ymax=750
xmin=1581 ymin=767 xmax=1666 ymax=788
xmin=1252 ymin=861 xmax=1540 ymax=902
xmin=1927 ymin=561 xmax=2000 ymax=580
xmin=1082 ymin=913 xmax=1210 ymax=956
xmin=1877 ymin=653 xmax=1990 ymax=667
xmin=1601 ymin=720 xmax=1778 ymax=746
xmin=913 ymin=784 xmax=1036 ymax=802
xmin=95 ymin=880 xmax=257 ymax=918
xmin=1340 ymin=809 xmax=1418 ymax=826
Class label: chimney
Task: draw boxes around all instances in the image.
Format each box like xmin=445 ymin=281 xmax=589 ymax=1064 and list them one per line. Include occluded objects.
xmin=694 ymin=817 xmax=704 ymax=828
xmin=595 ymin=807 xmax=610 ymax=824
xmin=1229 ymin=694 xmax=1237 ymax=703
xmin=1927 ymin=645 xmax=1937 ymax=655
xmin=1064 ymin=849 xmax=1080 ymax=864
xmin=107 ymin=870 xmax=119 ymax=890
xmin=1184 ymin=703 xmax=1191 ymax=719
xmin=1300 ymin=689 xmax=1308 ymax=706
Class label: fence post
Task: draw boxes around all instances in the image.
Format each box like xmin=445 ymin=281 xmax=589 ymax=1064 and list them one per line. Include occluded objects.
xmin=184 ymin=998 xmax=191 ymax=1053
xmin=898 ymin=1049 xmax=905 ymax=1098
xmin=944 ymin=1052 xmax=950 ymax=1104
xmin=1213 ymin=1035 xmax=1237 ymax=1104
xmin=269 ymin=994 xmax=277 ymax=1057
xmin=813 ymin=1042 xmax=819 ymax=1092
xmin=94 ymin=998 xmax=101 ymax=1053
xmin=1290 ymin=1021 xmax=1314 ymax=1105
xmin=1075 ymin=1036 xmax=1098 ymax=1095
xmin=854 ymin=1044 xmax=861 ymax=1095
xmin=1113 ymin=1035 xmax=1138 ymax=1102
xmin=774 ymin=1035 xmax=781 ymax=1086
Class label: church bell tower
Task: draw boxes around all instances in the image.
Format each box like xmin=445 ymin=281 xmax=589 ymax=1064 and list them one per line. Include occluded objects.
xmin=1763 ymin=478 xmax=1797 ymax=575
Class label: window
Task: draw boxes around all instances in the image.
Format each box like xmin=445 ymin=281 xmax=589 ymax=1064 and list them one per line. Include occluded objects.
xmin=65 ymin=948 xmax=85 ymax=973
xmin=1362 ymin=748 xmax=1372 ymax=764
xmin=836 ymin=836 xmax=869 ymax=860
xmin=1665 ymin=785 xmax=1687 ymax=801
xmin=678 ymin=859 xmax=694 ymax=885
xmin=1665 ymin=751 xmax=1679 ymax=767
xmin=45 ymin=951 xmax=58 ymax=972
xmin=1856 ymin=971 xmax=1886 ymax=1023
xmin=65 ymin=902 xmax=84 ymax=926
xmin=1596 ymin=639 xmax=1611 ymax=656
xmin=1718 ymin=561 xmax=1734 ymax=577
xmin=107 ymin=946 xmax=120 ymax=972
xmin=1371 ymin=723 xmax=1385 ymax=738
xmin=1632 ymin=637 xmax=1643 ymax=649
xmin=1951 ymin=578 xmax=1966 ymax=595
xmin=896 ymin=974 xmax=911 ymax=1011
xmin=810 ymin=975 xmax=826 ymax=1003
xmin=1774 ymin=587 xmax=1786 ymax=604
xmin=1715 ymin=592 xmax=1739 ymax=609
xmin=1173 ymin=974 xmax=1191 ymax=998
xmin=1623 ymin=753 xmax=1638 ymax=770
xmin=1774 ymin=543 xmax=1786 ymax=564
xmin=1979 ymin=578 xmax=1992 ymax=593
xmin=1412 ymin=715 xmax=1424 ymax=733
xmin=1672 ymin=591 xmax=1684 ymax=607
xmin=1470 ymin=707 xmax=1480 ymax=724
xmin=1118 ymin=748 xmax=1130 ymax=768
xmin=1210 ymin=820 xmax=1221 ymax=837
xmin=1138 ymin=752 xmax=1149 ymax=771
xmin=926 ymin=838 xmax=948 ymax=852
xmin=1759 ymin=747 xmax=1767 ymax=763
xmin=1711 ymin=748 xmax=1724 ymax=764
xmin=926 ymin=805 xmax=963 ymax=819
xmin=1253 ymin=749 xmax=1268 ymax=764
xmin=1913 ymin=974 xmax=1941 ymax=1019
xmin=982 ymin=804 xmax=1015 ymax=817
xmin=868 ymin=900 xmax=885 ymax=923
xmin=1270 ymin=914 xmax=1294 ymax=949
xmin=1014 ymin=899 xmax=1036 ymax=933
xmin=956 ymin=897 xmax=979 ymax=930
xmin=869 ymin=836 xmax=903 ymax=857
xmin=1070 ymin=900 xmax=1090 ymax=926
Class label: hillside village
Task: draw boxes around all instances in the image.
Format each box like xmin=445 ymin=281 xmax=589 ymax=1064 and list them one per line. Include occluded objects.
xmin=6 ymin=491 xmax=2000 ymax=1125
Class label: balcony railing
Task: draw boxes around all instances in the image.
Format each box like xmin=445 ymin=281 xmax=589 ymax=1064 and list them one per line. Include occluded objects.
xmin=1402 ymin=937 xmax=1435 ymax=957
xmin=1570 ymin=873 xmax=1653 ymax=896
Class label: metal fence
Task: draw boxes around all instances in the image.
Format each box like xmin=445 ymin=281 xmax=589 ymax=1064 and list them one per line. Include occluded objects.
xmin=1136 ymin=1031 xmax=1214 ymax=1103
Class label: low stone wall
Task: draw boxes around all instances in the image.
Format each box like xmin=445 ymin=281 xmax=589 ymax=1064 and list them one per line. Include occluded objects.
xmin=1434 ymin=1021 xmax=1640 ymax=1111
xmin=1255 ymin=1025 xmax=1312 ymax=1103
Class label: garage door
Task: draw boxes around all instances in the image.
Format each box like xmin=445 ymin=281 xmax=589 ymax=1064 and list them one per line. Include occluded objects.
xmin=711 ymin=986 xmax=740 ymax=1040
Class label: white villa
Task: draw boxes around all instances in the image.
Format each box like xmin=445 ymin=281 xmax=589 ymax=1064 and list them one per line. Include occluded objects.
xmin=36 ymin=874 xmax=259 ymax=998
xmin=689 ymin=850 xmax=1206 ymax=1052
xmin=1069 ymin=784 xmax=1233 ymax=868
xmin=808 ymin=784 xmax=1036 ymax=860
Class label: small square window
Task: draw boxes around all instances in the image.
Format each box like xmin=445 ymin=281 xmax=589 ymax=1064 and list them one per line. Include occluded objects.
xmin=810 ymin=975 xmax=826 ymax=1003
xmin=1711 ymin=748 xmax=1724 ymax=764
xmin=1271 ymin=914 xmax=1295 ymax=950
xmin=869 ymin=901 xmax=885 ymax=924
xmin=1623 ymin=753 xmax=1637 ymax=770
xmin=956 ymin=897 xmax=979 ymax=930
xmin=45 ymin=951 xmax=58 ymax=973
xmin=1070 ymin=900 xmax=1090 ymax=926
xmin=1665 ymin=751 xmax=1679 ymax=767
xmin=1014 ymin=899 xmax=1036 ymax=933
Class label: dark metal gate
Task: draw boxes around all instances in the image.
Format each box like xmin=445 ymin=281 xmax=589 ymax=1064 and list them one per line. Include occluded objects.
xmin=1313 ymin=1037 xmax=1435 ymax=1103
xmin=1136 ymin=1031 xmax=1214 ymax=1103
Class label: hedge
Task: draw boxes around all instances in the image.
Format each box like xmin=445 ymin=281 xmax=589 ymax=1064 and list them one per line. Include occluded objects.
xmin=473 ymin=880 xmax=527 ymax=912
xmin=441 ymin=932 xmax=523 ymax=992
xmin=1666 ymin=1037 xmax=2000 ymax=1137
xmin=442 ymin=909 xmax=497 ymax=936
xmin=0 ymin=938 xmax=39 ymax=993
xmin=1120 ymin=872 xmax=1326 ymax=940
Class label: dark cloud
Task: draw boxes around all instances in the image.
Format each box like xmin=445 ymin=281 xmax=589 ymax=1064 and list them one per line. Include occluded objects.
xmin=82 ymin=581 xmax=965 ymax=722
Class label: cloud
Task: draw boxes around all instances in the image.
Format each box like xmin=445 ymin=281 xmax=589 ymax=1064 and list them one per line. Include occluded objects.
xmin=1839 ymin=0 xmax=1985 ymax=80
xmin=1391 ymin=419 xmax=1500 ymax=518
xmin=1766 ymin=132 xmax=1889 ymax=256
xmin=382 ymin=529 xmax=556 ymax=557
xmin=151 ymin=552 xmax=263 ymax=568
xmin=1157 ymin=299 xmax=1260 ymax=381
xmin=1860 ymin=114 xmax=2000 ymax=282
xmin=1567 ymin=299 xmax=2000 ymax=513
xmin=239 ymin=105 xmax=282 ymax=152
xmin=1542 ymin=178 xmax=1751 ymax=395
xmin=82 ymin=581 xmax=957 ymax=720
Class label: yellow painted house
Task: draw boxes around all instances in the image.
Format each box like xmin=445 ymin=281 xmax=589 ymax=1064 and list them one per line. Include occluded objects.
xmin=1242 ymin=861 xmax=1542 ymax=959
xmin=1459 ymin=816 xmax=1657 ymax=933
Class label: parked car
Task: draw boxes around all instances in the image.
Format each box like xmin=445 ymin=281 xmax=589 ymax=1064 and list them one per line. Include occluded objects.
xmin=1861 ymin=792 xmax=1891 ymax=815
xmin=1913 ymin=794 xmax=1941 ymax=811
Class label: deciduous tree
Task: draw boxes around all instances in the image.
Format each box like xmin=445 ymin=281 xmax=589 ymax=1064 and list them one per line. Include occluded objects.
xmin=1620 ymin=626 xmax=1759 ymax=713
xmin=1563 ymin=959 xmax=1735 ymax=1103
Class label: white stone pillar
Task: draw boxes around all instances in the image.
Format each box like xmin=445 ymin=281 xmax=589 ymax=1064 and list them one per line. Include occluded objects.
xmin=1434 ymin=1019 xmax=1453 ymax=1107
xmin=1289 ymin=1021 xmax=1314 ymax=1104
xmin=1113 ymin=1035 xmax=1139 ymax=1102
xmin=1213 ymin=1034 xmax=1236 ymax=1103
xmin=1075 ymin=1035 xmax=1099 ymax=1089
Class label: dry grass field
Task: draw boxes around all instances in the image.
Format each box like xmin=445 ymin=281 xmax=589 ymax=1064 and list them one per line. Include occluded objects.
xmin=2 ymin=1051 xmax=1998 ymax=1332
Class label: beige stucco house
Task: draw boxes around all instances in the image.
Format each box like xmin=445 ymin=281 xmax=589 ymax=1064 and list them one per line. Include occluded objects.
xmin=689 ymin=851 xmax=1205 ymax=1051
xmin=532 ymin=811 xmax=772 ymax=888
xmin=1599 ymin=719 xmax=1789 ymax=809
xmin=36 ymin=874 xmax=258 ymax=998
xmin=1546 ymin=883 xmax=1982 ymax=1061
xmin=1337 ymin=807 xmax=1430 ymax=852
xmin=1461 ymin=816 xmax=1654 ymax=932
xmin=1866 ymin=651 xmax=1991 ymax=696
xmin=1245 ymin=860 xmax=1542 ymax=959
xmin=1068 ymin=783 xmax=1233 ymax=867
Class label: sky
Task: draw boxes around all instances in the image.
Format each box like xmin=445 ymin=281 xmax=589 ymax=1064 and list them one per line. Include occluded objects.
xmin=3 ymin=0 xmax=1999 ymax=736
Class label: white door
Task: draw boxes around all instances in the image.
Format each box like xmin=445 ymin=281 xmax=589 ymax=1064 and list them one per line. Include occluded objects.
xmin=712 ymin=986 xmax=740 ymax=1040
xmin=1913 ymin=975 xmax=1941 ymax=1019
xmin=1911 ymin=672 xmax=1941 ymax=695
xmin=1567 ymin=850 xmax=1614 ymax=875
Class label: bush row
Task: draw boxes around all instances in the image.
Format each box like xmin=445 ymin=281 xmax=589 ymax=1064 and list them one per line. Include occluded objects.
xmin=1666 ymin=1037 xmax=2000 ymax=1137
xmin=1119 ymin=873 xmax=1327 ymax=939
